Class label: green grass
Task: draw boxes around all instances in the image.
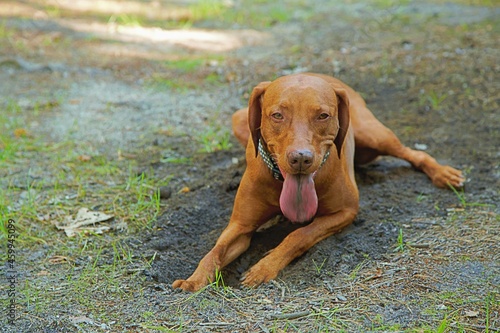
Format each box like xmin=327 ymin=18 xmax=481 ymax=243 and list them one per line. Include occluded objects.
xmin=369 ymin=0 xmax=411 ymax=8
xmin=196 ymin=125 xmax=233 ymax=153
xmin=211 ymin=268 xmax=227 ymax=290
xmin=434 ymin=0 xmax=497 ymax=6
xmin=160 ymin=148 xmax=192 ymax=164
xmin=189 ymin=0 xmax=229 ymax=22
xmin=0 ymin=93 xmax=218 ymax=331
xmin=0 ymin=22 xmax=14 ymax=39
xmin=448 ymin=184 xmax=495 ymax=208
xmin=148 ymin=75 xmax=194 ymax=91
xmin=418 ymin=91 xmax=448 ymax=111
xmin=44 ymin=5 xmax=61 ymax=18
xmin=204 ymin=72 xmax=224 ymax=85
xmin=393 ymin=228 xmax=405 ymax=252
xmin=29 ymin=0 xmax=302 ymax=30
xmin=148 ymin=56 xmax=225 ymax=91
xmin=416 ymin=192 xmax=427 ymax=203
xmin=484 ymin=292 xmax=499 ymax=333
xmin=229 ymin=5 xmax=292 ymax=27
xmin=108 ymin=13 xmax=142 ymax=27
xmin=0 ymin=97 xmax=171 ymax=244
xmin=0 ymin=100 xmax=25 ymax=161
xmin=416 ymin=290 xmax=500 ymax=333
xmin=426 ymin=91 xmax=448 ymax=111
xmin=14 ymin=237 xmax=153 ymax=322
xmin=29 ymin=0 xmax=288 ymax=32
xmin=312 ymin=258 xmax=327 ymax=274
xmin=123 ymin=171 xmax=165 ymax=229
xmin=370 ymin=0 xmax=496 ymax=11
xmin=164 ymin=59 xmax=204 ymax=73
xmin=164 ymin=0 xmax=296 ymax=28
xmin=148 ymin=71 xmax=224 ymax=91
xmin=348 ymin=259 xmax=367 ymax=281
xmin=436 ymin=316 xmax=451 ymax=333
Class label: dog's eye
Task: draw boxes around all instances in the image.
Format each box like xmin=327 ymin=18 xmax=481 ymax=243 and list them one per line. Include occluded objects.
xmin=318 ymin=113 xmax=330 ymax=120
xmin=271 ymin=112 xmax=284 ymax=120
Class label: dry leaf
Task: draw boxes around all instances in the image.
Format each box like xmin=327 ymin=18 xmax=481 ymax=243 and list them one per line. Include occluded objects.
xmin=77 ymin=154 xmax=92 ymax=162
xmin=117 ymin=150 xmax=137 ymax=159
xmin=69 ymin=316 xmax=94 ymax=325
xmin=464 ymin=310 xmax=479 ymax=317
xmin=14 ymin=128 xmax=28 ymax=137
xmin=54 ymin=207 xmax=114 ymax=237
xmin=48 ymin=255 xmax=70 ymax=264
xmin=179 ymin=186 xmax=190 ymax=193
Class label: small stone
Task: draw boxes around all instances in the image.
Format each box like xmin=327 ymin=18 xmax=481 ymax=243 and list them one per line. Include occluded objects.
xmin=158 ymin=186 xmax=172 ymax=200
xmin=414 ymin=143 xmax=428 ymax=151
xmin=436 ymin=304 xmax=447 ymax=310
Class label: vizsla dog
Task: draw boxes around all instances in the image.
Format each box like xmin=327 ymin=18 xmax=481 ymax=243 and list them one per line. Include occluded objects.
xmin=172 ymin=73 xmax=464 ymax=292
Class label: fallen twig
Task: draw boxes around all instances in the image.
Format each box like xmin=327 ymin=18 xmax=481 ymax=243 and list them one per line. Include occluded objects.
xmin=199 ymin=322 xmax=232 ymax=326
xmin=271 ymin=280 xmax=286 ymax=298
xmin=408 ymin=243 xmax=431 ymax=248
xmin=269 ymin=310 xmax=311 ymax=320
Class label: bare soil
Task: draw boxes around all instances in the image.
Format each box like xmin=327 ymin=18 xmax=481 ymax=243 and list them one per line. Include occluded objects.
xmin=1 ymin=1 xmax=499 ymax=332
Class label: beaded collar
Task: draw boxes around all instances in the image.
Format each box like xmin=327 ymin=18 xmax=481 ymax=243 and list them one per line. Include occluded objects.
xmin=258 ymin=139 xmax=284 ymax=181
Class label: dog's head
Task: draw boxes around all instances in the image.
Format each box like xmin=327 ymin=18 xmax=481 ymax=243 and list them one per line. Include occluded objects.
xmin=248 ymin=74 xmax=350 ymax=170
xmin=247 ymin=73 xmax=351 ymax=222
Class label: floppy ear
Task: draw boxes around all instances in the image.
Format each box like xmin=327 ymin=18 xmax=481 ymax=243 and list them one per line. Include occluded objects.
xmin=333 ymin=88 xmax=350 ymax=159
xmin=248 ymin=81 xmax=271 ymax=157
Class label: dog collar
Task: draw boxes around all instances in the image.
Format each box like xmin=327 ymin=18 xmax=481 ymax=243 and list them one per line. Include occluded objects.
xmin=258 ymin=139 xmax=330 ymax=182
xmin=258 ymin=139 xmax=284 ymax=181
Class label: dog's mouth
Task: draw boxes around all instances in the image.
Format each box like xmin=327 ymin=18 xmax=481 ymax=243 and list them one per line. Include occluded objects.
xmin=278 ymin=167 xmax=319 ymax=224
xmin=263 ymin=142 xmax=329 ymax=223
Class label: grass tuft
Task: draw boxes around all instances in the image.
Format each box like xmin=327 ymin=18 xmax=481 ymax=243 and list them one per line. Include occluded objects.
xmin=393 ymin=228 xmax=405 ymax=252
xmin=196 ymin=125 xmax=233 ymax=153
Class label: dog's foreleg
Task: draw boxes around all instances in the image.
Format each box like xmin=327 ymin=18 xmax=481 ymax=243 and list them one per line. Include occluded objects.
xmin=241 ymin=208 xmax=357 ymax=288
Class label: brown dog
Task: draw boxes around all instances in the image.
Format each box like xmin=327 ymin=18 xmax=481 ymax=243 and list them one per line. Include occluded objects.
xmin=172 ymin=73 xmax=464 ymax=292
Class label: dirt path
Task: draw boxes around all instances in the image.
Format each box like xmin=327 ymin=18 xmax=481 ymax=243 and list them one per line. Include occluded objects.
xmin=1 ymin=1 xmax=499 ymax=332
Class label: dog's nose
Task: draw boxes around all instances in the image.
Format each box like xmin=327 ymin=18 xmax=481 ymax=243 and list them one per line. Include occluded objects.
xmin=287 ymin=149 xmax=314 ymax=171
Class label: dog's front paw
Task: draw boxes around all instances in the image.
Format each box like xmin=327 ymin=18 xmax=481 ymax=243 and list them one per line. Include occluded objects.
xmin=240 ymin=263 xmax=278 ymax=288
xmin=172 ymin=279 xmax=205 ymax=292
xmin=432 ymin=165 xmax=465 ymax=189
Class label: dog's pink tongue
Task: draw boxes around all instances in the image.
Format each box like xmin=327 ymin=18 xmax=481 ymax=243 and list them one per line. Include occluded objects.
xmin=280 ymin=173 xmax=318 ymax=223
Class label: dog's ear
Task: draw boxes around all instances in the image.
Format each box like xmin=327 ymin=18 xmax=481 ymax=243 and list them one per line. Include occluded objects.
xmin=333 ymin=88 xmax=350 ymax=159
xmin=248 ymin=81 xmax=271 ymax=157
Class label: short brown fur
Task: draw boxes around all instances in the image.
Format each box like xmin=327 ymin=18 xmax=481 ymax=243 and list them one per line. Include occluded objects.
xmin=172 ymin=73 xmax=464 ymax=291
